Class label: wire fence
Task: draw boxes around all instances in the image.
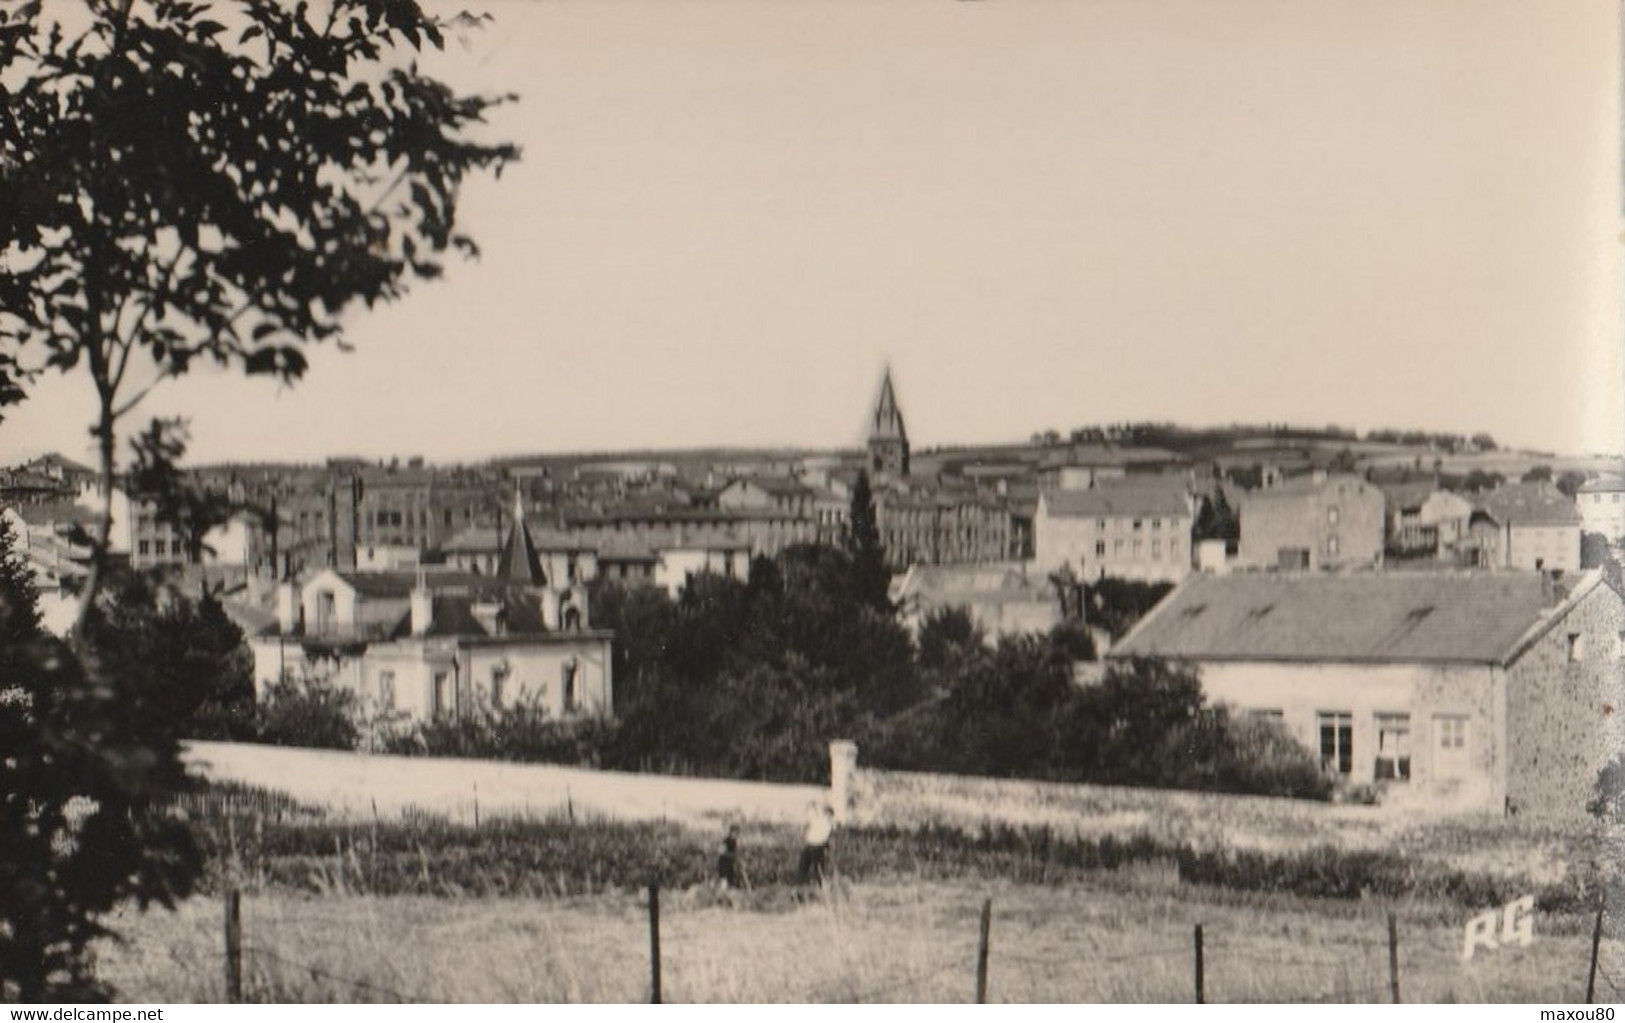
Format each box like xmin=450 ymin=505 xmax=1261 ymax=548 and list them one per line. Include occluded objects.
xmin=206 ymin=883 xmax=1622 ymax=1004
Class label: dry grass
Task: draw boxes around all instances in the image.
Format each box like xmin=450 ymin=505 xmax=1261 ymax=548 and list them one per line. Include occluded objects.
xmin=90 ymin=875 xmax=1624 ymax=1004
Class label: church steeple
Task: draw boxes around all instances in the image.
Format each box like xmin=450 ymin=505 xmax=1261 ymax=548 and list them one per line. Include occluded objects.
xmin=867 ymin=366 xmax=910 ymax=477
xmin=496 ymin=487 xmax=545 ymax=586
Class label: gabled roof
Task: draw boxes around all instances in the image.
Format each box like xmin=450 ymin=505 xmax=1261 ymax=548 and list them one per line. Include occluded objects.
xmin=1041 ymin=482 xmax=1191 ymax=519
xmin=1110 ymin=571 xmax=1570 ymax=665
xmin=1474 ymin=483 xmax=1581 ymax=528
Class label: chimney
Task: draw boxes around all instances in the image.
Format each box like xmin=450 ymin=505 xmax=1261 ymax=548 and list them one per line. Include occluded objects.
xmin=276 ymin=580 xmax=300 ymax=634
xmin=410 ymin=574 xmax=434 ymax=636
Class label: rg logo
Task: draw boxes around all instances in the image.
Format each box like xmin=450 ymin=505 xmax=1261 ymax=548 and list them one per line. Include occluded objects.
xmin=1462 ymin=894 xmax=1534 ymax=960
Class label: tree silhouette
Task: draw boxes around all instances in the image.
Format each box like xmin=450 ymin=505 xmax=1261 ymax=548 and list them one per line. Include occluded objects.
xmin=0 ymin=0 xmax=518 ymax=625
xmin=845 ymin=469 xmax=891 ymax=610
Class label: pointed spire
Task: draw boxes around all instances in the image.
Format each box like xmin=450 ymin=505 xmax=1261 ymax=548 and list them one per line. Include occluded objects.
xmin=871 ymin=366 xmax=907 ymax=442
xmin=867 ymin=365 xmax=910 ymax=477
xmin=496 ymin=486 xmax=545 ymax=586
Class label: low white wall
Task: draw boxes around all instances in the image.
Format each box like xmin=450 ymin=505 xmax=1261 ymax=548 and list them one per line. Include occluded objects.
xmin=183 ymin=741 xmax=825 ymax=829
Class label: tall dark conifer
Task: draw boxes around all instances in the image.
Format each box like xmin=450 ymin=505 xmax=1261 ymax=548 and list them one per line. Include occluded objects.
xmin=845 ymin=470 xmax=891 ymax=610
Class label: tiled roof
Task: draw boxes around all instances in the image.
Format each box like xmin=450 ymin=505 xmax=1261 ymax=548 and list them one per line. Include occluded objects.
xmin=6 ymin=501 xmax=98 ymax=527
xmin=1577 ymin=475 xmax=1625 ymax=494
xmin=1474 ymin=483 xmax=1581 ymax=528
xmin=1243 ymin=473 xmax=1371 ymax=500
xmin=1041 ymin=483 xmax=1191 ymax=519
xmin=733 ymin=475 xmax=810 ymax=497
xmin=1376 ymin=480 xmax=1441 ymax=512
xmin=1110 ymin=571 xmax=1563 ymax=665
xmin=896 ymin=563 xmax=1050 ymax=599
xmin=331 ymin=569 xmax=488 ymax=599
xmin=440 ymin=525 xmax=501 ymax=554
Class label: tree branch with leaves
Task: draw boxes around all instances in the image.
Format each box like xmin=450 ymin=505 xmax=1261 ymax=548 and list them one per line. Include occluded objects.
xmin=0 ymin=0 xmax=519 ymax=628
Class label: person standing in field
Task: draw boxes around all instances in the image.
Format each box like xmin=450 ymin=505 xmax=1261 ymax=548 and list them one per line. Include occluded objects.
xmin=717 ymin=823 xmax=744 ymax=890
xmin=797 ymin=803 xmax=835 ymax=885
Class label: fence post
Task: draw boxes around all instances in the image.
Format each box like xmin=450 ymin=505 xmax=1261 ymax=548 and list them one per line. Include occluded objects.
xmin=1193 ymin=923 xmax=1205 ymax=1004
xmin=1387 ymin=912 xmax=1401 ymax=1004
xmin=648 ymin=882 xmax=662 ymax=1004
xmin=1586 ymin=906 xmax=1604 ymax=1002
xmin=223 ymin=886 xmax=243 ymax=1004
xmin=975 ymin=897 xmax=992 ymax=1004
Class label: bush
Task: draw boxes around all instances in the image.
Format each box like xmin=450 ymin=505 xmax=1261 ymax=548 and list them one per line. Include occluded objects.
xmin=253 ymin=675 xmax=360 ymax=750
xmin=383 ymin=694 xmax=616 ymax=767
xmin=1589 ymin=753 xmax=1625 ymax=821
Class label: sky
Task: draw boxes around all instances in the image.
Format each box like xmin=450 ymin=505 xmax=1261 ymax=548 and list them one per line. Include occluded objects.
xmin=3 ymin=0 xmax=1621 ymax=467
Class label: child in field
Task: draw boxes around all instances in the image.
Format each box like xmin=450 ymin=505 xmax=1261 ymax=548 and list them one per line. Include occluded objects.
xmin=796 ymin=803 xmax=835 ymax=885
xmin=717 ymin=823 xmax=744 ymax=889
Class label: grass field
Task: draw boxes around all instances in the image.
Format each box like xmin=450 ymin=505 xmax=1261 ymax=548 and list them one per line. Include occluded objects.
xmin=92 ymin=876 xmax=1625 ymax=1003
xmin=112 ymin=755 xmax=1622 ymax=1003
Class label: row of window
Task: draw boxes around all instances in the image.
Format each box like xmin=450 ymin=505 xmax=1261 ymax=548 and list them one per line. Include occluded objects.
xmin=1586 ymin=493 xmax=1623 ymax=504
xmin=1088 ymin=537 xmax=1182 ymax=561
xmin=1081 ymin=517 xmax=1180 ymax=532
xmin=378 ymin=661 xmax=582 ymax=717
xmin=1284 ymin=710 xmax=1469 ymax=780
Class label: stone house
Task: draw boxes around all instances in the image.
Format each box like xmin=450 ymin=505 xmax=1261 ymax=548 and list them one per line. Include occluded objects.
xmin=1574 ymin=475 xmax=1625 ymax=543
xmin=891 ymin=562 xmax=1061 ymax=640
xmin=1108 ymin=570 xmax=1625 ymax=815
xmin=1034 ymin=480 xmax=1194 ymax=584
xmin=1237 ymin=474 xmax=1385 ymax=571
xmin=1468 ymin=482 xmax=1581 ymax=572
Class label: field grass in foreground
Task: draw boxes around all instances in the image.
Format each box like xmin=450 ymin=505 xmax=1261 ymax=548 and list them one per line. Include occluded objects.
xmin=92 ymin=878 xmax=1625 ymax=1003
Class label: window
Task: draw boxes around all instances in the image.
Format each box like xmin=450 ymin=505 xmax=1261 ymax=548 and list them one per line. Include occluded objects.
xmin=1327 ymin=535 xmax=1340 ymax=557
xmin=1152 ymin=519 xmax=1162 ymax=531
xmin=1318 ymin=712 xmax=1353 ymax=775
xmin=1248 ymin=708 xmax=1285 ymax=722
xmin=1132 ymin=539 xmax=1143 ymax=557
xmin=1113 ymin=539 xmax=1124 ymax=556
xmin=1096 ymin=519 xmax=1106 ymax=530
xmin=1328 ymin=506 xmax=1341 ymax=525
xmin=1132 ymin=519 xmax=1143 ymax=531
xmin=561 ymin=658 xmax=580 ymax=713
xmin=1615 ymin=630 xmax=1625 ymax=660
xmin=432 ymin=669 xmax=453 ymax=719
xmin=1095 ymin=540 xmax=1106 ymax=557
xmin=490 ymin=664 xmax=510 ymax=708
xmin=1152 ymin=540 xmax=1162 ymax=558
xmin=377 ymin=671 xmax=396 ymax=710
xmin=1614 ymin=494 xmax=1621 ymax=504
xmin=1567 ymin=632 xmax=1585 ymax=663
xmin=153 ymin=540 xmax=166 ymax=556
xmin=1434 ymin=715 xmax=1468 ymax=777
xmin=1373 ymin=713 xmax=1411 ymax=781
xmin=138 ymin=540 xmax=150 ymax=556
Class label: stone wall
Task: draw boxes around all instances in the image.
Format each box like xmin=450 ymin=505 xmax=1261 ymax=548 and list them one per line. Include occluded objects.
xmin=1504 ymin=579 xmax=1625 ymax=816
